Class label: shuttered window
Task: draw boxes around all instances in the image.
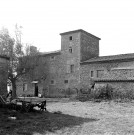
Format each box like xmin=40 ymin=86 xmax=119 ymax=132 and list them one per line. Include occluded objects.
xmin=91 ymin=71 xmax=94 ymax=77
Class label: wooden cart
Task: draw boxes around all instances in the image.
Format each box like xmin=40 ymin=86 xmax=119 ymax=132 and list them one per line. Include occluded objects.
xmin=17 ymin=99 xmax=46 ymax=112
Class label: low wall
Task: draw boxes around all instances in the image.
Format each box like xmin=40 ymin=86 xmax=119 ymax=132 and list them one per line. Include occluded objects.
xmin=94 ymin=81 xmax=134 ymax=96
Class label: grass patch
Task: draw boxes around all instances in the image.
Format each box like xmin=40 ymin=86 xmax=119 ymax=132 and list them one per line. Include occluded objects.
xmin=0 ymin=108 xmax=97 ymax=135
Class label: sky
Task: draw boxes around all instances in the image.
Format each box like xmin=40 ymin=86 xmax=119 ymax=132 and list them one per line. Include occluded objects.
xmin=0 ymin=0 xmax=134 ymax=56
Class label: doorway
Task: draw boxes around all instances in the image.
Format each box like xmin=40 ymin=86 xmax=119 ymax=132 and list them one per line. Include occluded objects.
xmin=34 ymin=83 xmax=38 ymax=97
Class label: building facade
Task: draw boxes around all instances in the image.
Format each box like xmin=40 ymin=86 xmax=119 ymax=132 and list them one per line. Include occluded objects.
xmin=80 ymin=54 xmax=134 ymax=93
xmin=17 ymin=29 xmax=134 ymax=97
xmin=0 ymin=55 xmax=9 ymax=97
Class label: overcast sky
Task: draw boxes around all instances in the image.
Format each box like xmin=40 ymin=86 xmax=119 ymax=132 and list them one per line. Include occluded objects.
xmin=0 ymin=0 xmax=134 ymax=56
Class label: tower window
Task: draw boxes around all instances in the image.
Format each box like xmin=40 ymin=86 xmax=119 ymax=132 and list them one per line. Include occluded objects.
xmin=50 ymin=80 xmax=55 ymax=85
xmin=50 ymin=56 xmax=55 ymax=60
xmin=23 ymin=83 xmax=27 ymax=91
xmin=69 ymin=36 xmax=72 ymax=40
xmin=64 ymin=80 xmax=68 ymax=84
xmin=69 ymin=47 xmax=72 ymax=53
xmin=70 ymin=64 xmax=74 ymax=73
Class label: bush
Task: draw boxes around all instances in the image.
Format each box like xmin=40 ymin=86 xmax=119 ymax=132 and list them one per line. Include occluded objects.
xmin=112 ymin=89 xmax=134 ymax=102
xmin=77 ymin=84 xmax=113 ymax=102
xmin=76 ymin=83 xmax=134 ymax=102
xmin=91 ymin=84 xmax=134 ymax=102
xmin=91 ymin=84 xmax=113 ymax=100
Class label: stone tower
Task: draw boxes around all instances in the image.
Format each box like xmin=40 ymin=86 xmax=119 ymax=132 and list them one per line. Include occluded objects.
xmin=60 ymin=29 xmax=100 ymax=89
xmin=79 ymin=29 xmax=100 ymax=61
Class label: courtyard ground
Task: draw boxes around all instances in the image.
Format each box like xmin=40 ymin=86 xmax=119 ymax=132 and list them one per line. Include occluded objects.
xmin=45 ymin=100 xmax=134 ymax=135
xmin=1 ymin=98 xmax=134 ymax=135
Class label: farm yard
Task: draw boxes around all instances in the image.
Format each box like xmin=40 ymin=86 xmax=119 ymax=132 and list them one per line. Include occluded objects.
xmin=46 ymin=100 xmax=134 ymax=135
xmin=1 ymin=98 xmax=134 ymax=135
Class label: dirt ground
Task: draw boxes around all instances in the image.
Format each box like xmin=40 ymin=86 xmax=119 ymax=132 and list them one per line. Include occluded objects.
xmin=1 ymin=99 xmax=134 ymax=135
xmin=43 ymin=100 xmax=134 ymax=135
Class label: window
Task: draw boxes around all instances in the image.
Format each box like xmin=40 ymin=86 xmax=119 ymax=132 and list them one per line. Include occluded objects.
xmin=69 ymin=36 xmax=72 ymax=40
xmin=64 ymin=80 xmax=68 ymax=84
xmin=91 ymin=71 xmax=94 ymax=78
xmin=50 ymin=56 xmax=55 ymax=60
xmin=70 ymin=64 xmax=74 ymax=73
xmin=97 ymin=70 xmax=104 ymax=78
xmin=69 ymin=47 xmax=72 ymax=53
xmin=50 ymin=80 xmax=55 ymax=85
xmin=23 ymin=83 xmax=27 ymax=91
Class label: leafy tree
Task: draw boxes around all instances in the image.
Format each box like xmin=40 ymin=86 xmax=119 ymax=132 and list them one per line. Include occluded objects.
xmin=0 ymin=27 xmax=43 ymax=99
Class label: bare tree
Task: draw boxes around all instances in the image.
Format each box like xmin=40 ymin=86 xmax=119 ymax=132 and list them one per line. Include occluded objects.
xmin=0 ymin=26 xmax=45 ymax=99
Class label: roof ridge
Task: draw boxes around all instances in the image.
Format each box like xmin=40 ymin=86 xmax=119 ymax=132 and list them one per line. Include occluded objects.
xmin=60 ymin=29 xmax=101 ymax=40
xmin=100 ymin=52 xmax=134 ymax=57
xmin=81 ymin=53 xmax=134 ymax=64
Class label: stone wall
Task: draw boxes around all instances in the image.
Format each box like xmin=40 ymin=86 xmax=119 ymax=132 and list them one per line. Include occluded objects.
xmin=16 ymin=79 xmax=43 ymax=97
xmin=42 ymin=32 xmax=81 ymax=97
xmin=80 ymin=60 xmax=134 ymax=91
xmin=42 ymin=53 xmax=65 ymax=97
xmin=94 ymin=81 xmax=134 ymax=99
xmin=95 ymin=82 xmax=134 ymax=92
xmin=80 ymin=32 xmax=99 ymax=62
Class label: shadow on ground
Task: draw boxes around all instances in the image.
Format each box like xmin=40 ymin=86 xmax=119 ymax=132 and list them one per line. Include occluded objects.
xmin=0 ymin=108 xmax=98 ymax=135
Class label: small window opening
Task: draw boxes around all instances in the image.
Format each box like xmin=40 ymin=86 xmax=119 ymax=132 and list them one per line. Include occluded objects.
xmin=69 ymin=47 xmax=72 ymax=53
xmin=50 ymin=80 xmax=55 ymax=85
xmin=50 ymin=56 xmax=55 ymax=60
xmin=69 ymin=36 xmax=72 ymax=40
xmin=70 ymin=64 xmax=74 ymax=73
xmin=91 ymin=71 xmax=94 ymax=77
xmin=64 ymin=80 xmax=68 ymax=84
xmin=97 ymin=70 xmax=104 ymax=78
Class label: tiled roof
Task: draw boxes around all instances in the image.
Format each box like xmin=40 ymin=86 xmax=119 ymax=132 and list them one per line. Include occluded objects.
xmin=81 ymin=53 xmax=134 ymax=64
xmin=94 ymin=79 xmax=134 ymax=82
xmin=111 ymin=66 xmax=134 ymax=70
xmin=60 ymin=29 xmax=101 ymax=40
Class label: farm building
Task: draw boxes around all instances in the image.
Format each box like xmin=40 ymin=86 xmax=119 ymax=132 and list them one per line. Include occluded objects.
xmin=16 ymin=29 xmax=134 ymax=97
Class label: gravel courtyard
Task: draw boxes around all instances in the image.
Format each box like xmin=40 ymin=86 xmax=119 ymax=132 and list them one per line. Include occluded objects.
xmin=43 ymin=100 xmax=134 ymax=135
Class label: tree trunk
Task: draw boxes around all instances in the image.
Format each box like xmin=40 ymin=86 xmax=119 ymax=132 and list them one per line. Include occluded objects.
xmin=12 ymin=79 xmax=17 ymax=99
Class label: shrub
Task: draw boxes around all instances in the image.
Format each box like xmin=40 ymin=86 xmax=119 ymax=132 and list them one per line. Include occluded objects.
xmin=92 ymin=84 xmax=113 ymax=100
xmin=77 ymin=83 xmax=134 ymax=102
xmin=77 ymin=84 xmax=114 ymax=102
xmin=93 ymin=85 xmax=134 ymax=102
xmin=112 ymin=89 xmax=134 ymax=102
